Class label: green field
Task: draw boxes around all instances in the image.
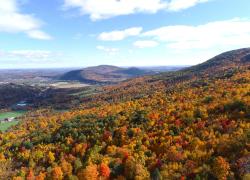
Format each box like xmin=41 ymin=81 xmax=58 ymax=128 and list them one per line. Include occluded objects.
xmin=0 ymin=111 xmax=25 ymax=132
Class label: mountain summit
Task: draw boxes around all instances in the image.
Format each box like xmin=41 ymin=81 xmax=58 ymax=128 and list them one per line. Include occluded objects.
xmin=188 ymin=48 xmax=250 ymax=73
xmin=154 ymin=48 xmax=250 ymax=83
xmin=60 ymin=65 xmax=153 ymax=84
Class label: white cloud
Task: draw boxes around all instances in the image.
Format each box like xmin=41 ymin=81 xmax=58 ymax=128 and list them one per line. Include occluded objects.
xmin=167 ymin=0 xmax=210 ymax=11
xmin=98 ymin=27 xmax=142 ymax=41
xmin=63 ymin=0 xmax=211 ymax=20
xmin=133 ymin=40 xmax=159 ymax=48
xmin=9 ymin=50 xmax=53 ymax=59
xmin=63 ymin=0 xmax=167 ymax=20
xmin=27 ymin=30 xmax=52 ymax=40
xmin=96 ymin=46 xmax=119 ymax=55
xmin=143 ymin=18 xmax=250 ymax=50
xmin=0 ymin=50 xmax=58 ymax=60
xmin=0 ymin=0 xmax=52 ymax=40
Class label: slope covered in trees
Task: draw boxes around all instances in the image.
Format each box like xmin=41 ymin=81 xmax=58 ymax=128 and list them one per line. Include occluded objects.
xmin=0 ymin=48 xmax=249 ymax=179
xmin=60 ymin=65 xmax=154 ymax=85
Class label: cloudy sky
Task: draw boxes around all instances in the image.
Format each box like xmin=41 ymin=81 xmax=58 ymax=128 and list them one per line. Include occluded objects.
xmin=0 ymin=0 xmax=250 ymax=68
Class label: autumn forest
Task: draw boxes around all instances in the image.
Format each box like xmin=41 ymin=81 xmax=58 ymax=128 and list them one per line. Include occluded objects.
xmin=0 ymin=48 xmax=249 ymax=180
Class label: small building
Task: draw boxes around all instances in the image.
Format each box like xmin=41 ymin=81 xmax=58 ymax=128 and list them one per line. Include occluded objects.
xmin=4 ymin=117 xmax=15 ymax=122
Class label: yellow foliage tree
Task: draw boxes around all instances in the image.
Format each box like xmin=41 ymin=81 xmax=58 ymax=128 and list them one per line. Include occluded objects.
xmin=212 ymin=156 xmax=230 ymax=180
xmin=77 ymin=164 xmax=99 ymax=180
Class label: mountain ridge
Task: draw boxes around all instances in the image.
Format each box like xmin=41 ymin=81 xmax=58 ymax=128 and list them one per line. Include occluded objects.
xmin=59 ymin=65 xmax=154 ymax=84
xmin=153 ymin=48 xmax=250 ymax=82
xmin=186 ymin=47 xmax=250 ymax=72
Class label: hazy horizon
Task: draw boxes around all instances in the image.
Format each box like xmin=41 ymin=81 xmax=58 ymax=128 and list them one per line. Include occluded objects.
xmin=0 ymin=64 xmax=190 ymax=70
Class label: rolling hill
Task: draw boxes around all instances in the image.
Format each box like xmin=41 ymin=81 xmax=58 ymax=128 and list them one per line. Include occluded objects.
xmin=0 ymin=48 xmax=249 ymax=179
xmin=155 ymin=48 xmax=250 ymax=82
xmin=60 ymin=65 xmax=154 ymax=84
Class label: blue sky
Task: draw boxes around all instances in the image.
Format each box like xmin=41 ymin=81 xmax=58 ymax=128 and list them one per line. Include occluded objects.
xmin=0 ymin=0 xmax=250 ymax=69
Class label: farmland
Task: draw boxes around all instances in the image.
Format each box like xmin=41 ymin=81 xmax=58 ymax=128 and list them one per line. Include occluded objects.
xmin=0 ymin=111 xmax=25 ymax=132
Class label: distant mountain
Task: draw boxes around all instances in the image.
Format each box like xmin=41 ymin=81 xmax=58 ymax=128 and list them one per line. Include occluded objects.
xmin=59 ymin=65 xmax=154 ymax=84
xmin=139 ymin=66 xmax=189 ymax=72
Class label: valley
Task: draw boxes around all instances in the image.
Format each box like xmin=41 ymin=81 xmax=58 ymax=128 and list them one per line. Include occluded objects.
xmin=0 ymin=48 xmax=249 ymax=179
xmin=0 ymin=65 xmax=183 ymax=132
xmin=0 ymin=65 xmax=183 ymax=111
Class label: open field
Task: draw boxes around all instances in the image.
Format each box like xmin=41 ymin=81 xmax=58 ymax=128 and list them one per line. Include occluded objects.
xmin=0 ymin=111 xmax=25 ymax=120
xmin=0 ymin=121 xmax=19 ymax=132
xmin=50 ymin=82 xmax=90 ymax=89
xmin=0 ymin=111 xmax=25 ymax=131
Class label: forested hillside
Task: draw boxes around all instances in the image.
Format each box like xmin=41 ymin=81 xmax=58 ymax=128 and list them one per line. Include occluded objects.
xmin=0 ymin=48 xmax=249 ymax=179
xmin=60 ymin=65 xmax=154 ymax=84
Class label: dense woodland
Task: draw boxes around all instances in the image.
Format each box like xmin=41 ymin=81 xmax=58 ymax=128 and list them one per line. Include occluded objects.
xmin=0 ymin=84 xmax=93 ymax=110
xmin=0 ymin=48 xmax=249 ymax=179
